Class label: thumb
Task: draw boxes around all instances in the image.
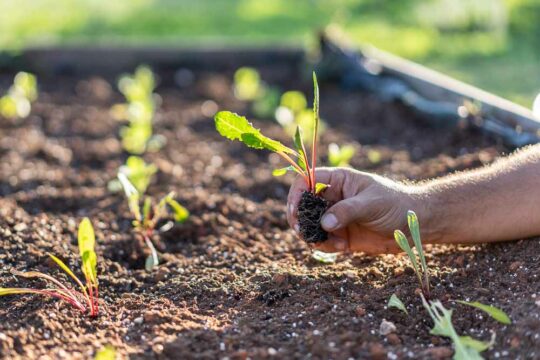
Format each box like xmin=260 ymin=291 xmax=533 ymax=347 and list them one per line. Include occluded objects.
xmin=321 ymin=197 xmax=370 ymax=232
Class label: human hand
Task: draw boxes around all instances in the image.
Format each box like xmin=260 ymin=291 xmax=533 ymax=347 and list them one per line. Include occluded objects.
xmin=287 ymin=167 xmax=424 ymax=254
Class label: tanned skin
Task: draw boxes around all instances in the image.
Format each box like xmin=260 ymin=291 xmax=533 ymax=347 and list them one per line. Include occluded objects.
xmin=287 ymin=144 xmax=540 ymax=254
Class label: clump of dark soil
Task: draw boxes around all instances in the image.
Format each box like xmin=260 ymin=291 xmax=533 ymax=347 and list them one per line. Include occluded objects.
xmin=297 ymin=191 xmax=329 ymax=243
xmin=0 ymin=63 xmax=538 ymax=360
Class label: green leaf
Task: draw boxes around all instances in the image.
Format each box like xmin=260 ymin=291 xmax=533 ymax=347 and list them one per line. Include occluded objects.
xmin=456 ymin=300 xmax=511 ymax=325
xmin=48 ymin=253 xmax=84 ymax=289
xmin=166 ymin=197 xmax=190 ymax=223
xmin=293 ymin=126 xmax=307 ymax=171
xmin=393 ymin=230 xmax=420 ymax=276
xmin=272 ymin=167 xmax=294 ymax=176
xmin=312 ymin=250 xmax=337 ymax=264
xmin=312 ymin=71 xmax=320 ymax=147
xmin=234 ymin=67 xmax=262 ymax=101
xmin=421 ymin=297 xmax=487 ymax=360
xmin=121 ymin=156 xmax=157 ymax=195
xmin=118 ymin=173 xmax=141 ymax=221
xmin=78 ymin=218 xmax=97 ymax=284
xmin=315 ymin=183 xmax=329 ymax=195
xmin=328 ymin=143 xmax=355 ymax=167
xmin=0 ymin=288 xmax=46 ymax=296
xmin=459 ymin=336 xmax=491 ymax=352
xmin=407 ymin=210 xmax=429 ymax=293
xmin=142 ymin=197 xmax=152 ymax=221
xmin=215 ymin=111 xmax=295 ymax=155
xmin=94 ymin=345 xmax=116 ymax=360
xmin=280 ymin=90 xmax=307 ymax=114
xmin=388 ymin=294 xmax=408 ymax=315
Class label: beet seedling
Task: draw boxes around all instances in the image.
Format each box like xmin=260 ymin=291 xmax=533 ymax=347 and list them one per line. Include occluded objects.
xmin=112 ymin=65 xmax=163 ymax=155
xmin=0 ymin=218 xmax=99 ymax=317
xmin=394 ymin=210 xmax=430 ymax=298
xmin=0 ymin=72 xmax=38 ymax=120
xmin=118 ymin=173 xmax=189 ymax=270
xmin=215 ymin=72 xmax=330 ymax=243
xmin=328 ymin=143 xmax=356 ymax=167
xmin=422 ymin=296 xmax=493 ymax=360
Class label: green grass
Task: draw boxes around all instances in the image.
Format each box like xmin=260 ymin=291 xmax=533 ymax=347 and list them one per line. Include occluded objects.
xmin=0 ymin=0 xmax=538 ymax=106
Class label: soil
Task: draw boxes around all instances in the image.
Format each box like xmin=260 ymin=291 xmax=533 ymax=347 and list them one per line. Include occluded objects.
xmin=0 ymin=63 xmax=539 ymax=360
xmin=298 ymin=191 xmax=329 ymax=243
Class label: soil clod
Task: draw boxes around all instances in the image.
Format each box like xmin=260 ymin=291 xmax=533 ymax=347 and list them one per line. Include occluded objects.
xmin=297 ymin=191 xmax=329 ymax=243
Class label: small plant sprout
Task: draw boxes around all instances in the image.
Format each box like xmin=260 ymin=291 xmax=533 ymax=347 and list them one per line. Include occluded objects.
xmin=0 ymin=218 xmax=99 ymax=317
xmin=328 ymin=143 xmax=356 ymax=167
xmin=394 ymin=210 xmax=430 ymax=298
xmin=456 ymin=300 xmax=511 ymax=325
xmin=422 ymin=297 xmax=493 ymax=360
xmin=118 ymin=173 xmax=189 ymax=271
xmin=234 ymin=67 xmax=264 ymax=101
xmin=112 ymin=65 xmax=163 ymax=155
xmin=388 ymin=294 xmax=408 ymax=315
xmin=275 ymin=90 xmax=326 ymax=140
xmin=107 ymin=156 xmax=157 ymax=194
xmin=215 ymin=72 xmax=330 ymax=243
xmin=0 ymin=72 xmax=38 ymax=120
xmin=94 ymin=345 xmax=116 ymax=360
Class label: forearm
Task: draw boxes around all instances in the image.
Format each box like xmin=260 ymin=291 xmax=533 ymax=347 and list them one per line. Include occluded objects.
xmin=414 ymin=144 xmax=540 ymax=244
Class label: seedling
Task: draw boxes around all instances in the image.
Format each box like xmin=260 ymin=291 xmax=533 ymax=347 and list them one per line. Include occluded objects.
xmin=215 ymin=72 xmax=330 ymax=243
xmin=328 ymin=143 xmax=355 ymax=167
xmin=233 ymin=67 xmax=280 ymax=119
xmin=275 ymin=90 xmax=326 ymax=140
xmin=118 ymin=173 xmax=189 ymax=270
xmin=456 ymin=300 xmax=511 ymax=325
xmin=422 ymin=296 xmax=493 ymax=360
xmin=394 ymin=210 xmax=430 ymax=298
xmin=0 ymin=72 xmax=38 ymax=120
xmin=95 ymin=345 xmax=116 ymax=360
xmin=388 ymin=294 xmax=408 ymax=315
xmin=112 ymin=65 xmax=162 ymax=155
xmin=0 ymin=218 xmax=99 ymax=317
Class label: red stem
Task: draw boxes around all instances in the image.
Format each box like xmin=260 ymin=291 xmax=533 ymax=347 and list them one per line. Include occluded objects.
xmin=278 ymin=151 xmax=310 ymax=187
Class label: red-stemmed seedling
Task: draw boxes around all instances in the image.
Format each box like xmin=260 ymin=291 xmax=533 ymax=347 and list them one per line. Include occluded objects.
xmin=214 ymin=72 xmax=329 ymax=243
xmin=118 ymin=173 xmax=189 ymax=270
xmin=0 ymin=218 xmax=99 ymax=317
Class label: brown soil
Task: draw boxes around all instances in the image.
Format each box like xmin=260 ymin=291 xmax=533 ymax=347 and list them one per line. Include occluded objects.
xmin=0 ymin=65 xmax=539 ymax=360
xmin=298 ymin=191 xmax=329 ymax=243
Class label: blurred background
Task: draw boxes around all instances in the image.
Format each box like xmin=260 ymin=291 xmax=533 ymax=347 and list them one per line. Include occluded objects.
xmin=0 ymin=0 xmax=538 ymax=107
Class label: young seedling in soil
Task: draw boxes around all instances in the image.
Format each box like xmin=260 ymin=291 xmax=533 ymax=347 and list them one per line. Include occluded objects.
xmin=112 ymin=65 xmax=165 ymax=154
xmin=215 ymin=72 xmax=330 ymax=243
xmin=0 ymin=72 xmax=37 ymax=120
xmin=455 ymin=300 xmax=511 ymax=325
xmin=0 ymin=218 xmax=99 ymax=317
xmin=328 ymin=143 xmax=356 ymax=167
xmin=394 ymin=210 xmax=431 ymax=298
xmin=118 ymin=173 xmax=189 ymax=271
xmin=388 ymin=294 xmax=408 ymax=315
xmin=422 ymin=296 xmax=494 ymax=360
xmin=108 ymin=155 xmax=157 ymax=194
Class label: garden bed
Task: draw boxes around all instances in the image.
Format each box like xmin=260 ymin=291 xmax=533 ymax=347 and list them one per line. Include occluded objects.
xmin=0 ymin=61 xmax=539 ymax=359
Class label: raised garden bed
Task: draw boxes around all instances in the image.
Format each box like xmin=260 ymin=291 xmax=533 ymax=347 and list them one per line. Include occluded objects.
xmin=0 ymin=51 xmax=539 ymax=359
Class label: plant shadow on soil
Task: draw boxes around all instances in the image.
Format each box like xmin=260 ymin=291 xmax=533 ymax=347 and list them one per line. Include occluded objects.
xmin=0 ymin=68 xmax=539 ymax=359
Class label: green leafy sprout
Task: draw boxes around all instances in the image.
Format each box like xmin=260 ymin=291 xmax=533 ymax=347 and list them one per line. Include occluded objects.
xmin=394 ymin=210 xmax=431 ymax=298
xmin=118 ymin=173 xmax=189 ymax=271
xmin=0 ymin=218 xmax=99 ymax=317
xmin=456 ymin=300 xmax=511 ymax=325
xmin=112 ymin=65 xmax=161 ymax=155
xmin=422 ymin=296 xmax=494 ymax=360
xmin=275 ymin=90 xmax=326 ymax=140
xmin=388 ymin=294 xmax=408 ymax=315
xmin=215 ymin=72 xmax=327 ymax=195
xmin=328 ymin=143 xmax=356 ymax=167
xmin=0 ymin=72 xmax=38 ymax=120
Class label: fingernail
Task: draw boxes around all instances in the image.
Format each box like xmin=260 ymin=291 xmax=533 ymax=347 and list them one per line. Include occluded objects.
xmin=288 ymin=203 xmax=294 ymax=216
xmin=334 ymin=239 xmax=346 ymax=251
xmin=294 ymin=224 xmax=300 ymax=233
xmin=321 ymin=214 xmax=338 ymax=230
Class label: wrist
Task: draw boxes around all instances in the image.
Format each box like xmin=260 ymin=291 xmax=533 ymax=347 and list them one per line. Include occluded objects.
xmin=405 ymin=185 xmax=448 ymax=244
